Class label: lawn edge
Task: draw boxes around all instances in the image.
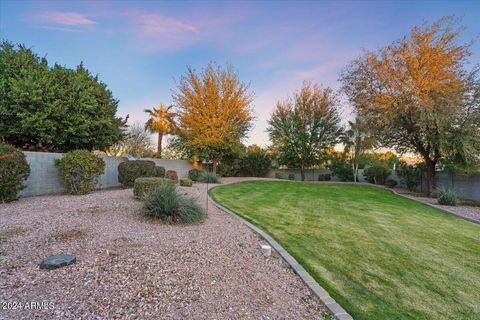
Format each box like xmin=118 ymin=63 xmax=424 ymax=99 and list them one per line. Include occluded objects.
xmin=209 ymin=184 xmax=354 ymax=320
xmin=387 ymin=188 xmax=480 ymax=225
xmin=310 ymin=181 xmax=479 ymax=225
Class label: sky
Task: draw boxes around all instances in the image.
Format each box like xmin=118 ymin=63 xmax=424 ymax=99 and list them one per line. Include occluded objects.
xmin=1 ymin=0 xmax=479 ymax=147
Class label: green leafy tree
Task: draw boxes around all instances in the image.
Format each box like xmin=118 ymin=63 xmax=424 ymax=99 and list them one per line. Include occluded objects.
xmin=0 ymin=41 xmax=127 ymax=152
xmin=216 ymin=142 xmax=246 ymax=177
xmin=241 ymin=145 xmax=272 ymax=177
xmin=329 ymin=153 xmax=354 ymax=181
xmin=267 ymin=82 xmax=342 ymax=181
xmin=396 ymin=162 xmax=425 ymax=192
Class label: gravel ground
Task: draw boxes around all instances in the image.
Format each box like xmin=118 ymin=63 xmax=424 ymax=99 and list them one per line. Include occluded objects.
xmin=395 ymin=189 xmax=480 ymax=223
xmin=0 ymin=178 xmax=328 ymax=320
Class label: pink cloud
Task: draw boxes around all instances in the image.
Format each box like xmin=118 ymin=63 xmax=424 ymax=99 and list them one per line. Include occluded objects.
xmin=36 ymin=11 xmax=96 ymax=26
xmin=113 ymin=10 xmax=201 ymax=51
xmin=129 ymin=13 xmax=198 ymax=35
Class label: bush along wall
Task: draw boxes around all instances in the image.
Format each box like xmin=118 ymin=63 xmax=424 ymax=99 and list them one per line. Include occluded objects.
xmin=55 ymin=150 xmax=105 ymax=195
xmin=0 ymin=144 xmax=30 ymax=203
xmin=166 ymin=170 xmax=179 ymax=183
xmin=188 ymin=168 xmax=204 ymax=182
xmin=118 ymin=160 xmax=165 ymax=187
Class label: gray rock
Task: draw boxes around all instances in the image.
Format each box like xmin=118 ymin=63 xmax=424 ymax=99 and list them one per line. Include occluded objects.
xmin=39 ymin=254 xmax=76 ymax=270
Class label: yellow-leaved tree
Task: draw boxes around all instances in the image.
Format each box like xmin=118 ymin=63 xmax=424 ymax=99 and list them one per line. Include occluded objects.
xmin=172 ymin=63 xmax=254 ymax=169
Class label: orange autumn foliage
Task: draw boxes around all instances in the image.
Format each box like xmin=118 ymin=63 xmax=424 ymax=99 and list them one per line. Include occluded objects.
xmin=341 ymin=17 xmax=473 ymax=192
xmin=173 ymin=63 xmax=254 ymax=160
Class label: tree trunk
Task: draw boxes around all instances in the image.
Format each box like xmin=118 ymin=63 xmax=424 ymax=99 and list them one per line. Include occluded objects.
xmin=352 ymin=163 xmax=359 ymax=183
xmin=157 ymin=132 xmax=163 ymax=158
xmin=300 ymin=163 xmax=305 ymax=181
xmin=425 ymin=160 xmax=437 ymax=194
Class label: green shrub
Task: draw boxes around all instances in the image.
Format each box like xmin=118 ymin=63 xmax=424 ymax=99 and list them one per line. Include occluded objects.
xmin=241 ymin=148 xmax=271 ymax=177
xmin=142 ymin=183 xmax=206 ymax=224
xmin=198 ymin=172 xmax=220 ymax=183
xmin=153 ymin=166 xmax=166 ymax=178
xmin=216 ymin=143 xmax=246 ymax=177
xmin=324 ymin=173 xmax=331 ymax=181
xmin=396 ymin=162 xmax=424 ymax=192
xmin=217 ymin=162 xmax=241 ymax=177
xmin=385 ymin=179 xmax=398 ymax=188
xmin=330 ymin=155 xmax=354 ymax=181
xmin=166 ymin=170 xmax=178 ymax=183
xmin=133 ymin=177 xmax=174 ymax=200
xmin=275 ymin=171 xmax=284 ymax=179
xmin=364 ymin=164 xmax=391 ymax=185
xmin=188 ymin=168 xmax=204 ymax=181
xmin=288 ymin=173 xmax=295 ymax=180
xmin=318 ymin=174 xmax=326 ymax=181
xmin=55 ymin=150 xmax=105 ymax=195
xmin=437 ymin=186 xmax=458 ymax=206
xmin=180 ymin=178 xmax=193 ymax=187
xmin=118 ymin=160 xmax=164 ymax=187
xmin=0 ymin=144 xmax=30 ymax=203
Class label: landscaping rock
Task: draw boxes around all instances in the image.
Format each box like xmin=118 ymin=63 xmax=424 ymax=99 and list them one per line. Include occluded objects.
xmin=39 ymin=254 xmax=76 ymax=270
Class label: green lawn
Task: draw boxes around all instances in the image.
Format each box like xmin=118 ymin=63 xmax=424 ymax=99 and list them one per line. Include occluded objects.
xmin=209 ymin=181 xmax=480 ymax=320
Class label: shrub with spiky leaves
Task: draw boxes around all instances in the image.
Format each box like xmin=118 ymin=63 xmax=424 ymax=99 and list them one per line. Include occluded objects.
xmin=142 ymin=183 xmax=206 ymax=224
xmin=436 ymin=186 xmax=458 ymax=206
xmin=198 ymin=172 xmax=220 ymax=183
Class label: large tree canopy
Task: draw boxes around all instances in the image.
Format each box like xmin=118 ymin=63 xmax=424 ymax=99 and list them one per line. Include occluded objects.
xmin=172 ymin=63 xmax=254 ymax=166
xmin=267 ymin=82 xmax=342 ymax=181
xmin=340 ymin=17 xmax=480 ymax=191
xmin=0 ymin=41 xmax=127 ymax=152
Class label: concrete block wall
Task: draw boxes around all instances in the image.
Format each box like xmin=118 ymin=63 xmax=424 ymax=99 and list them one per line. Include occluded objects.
xmin=266 ymin=168 xmax=399 ymax=184
xmin=434 ymin=172 xmax=480 ymax=201
xmin=20 ymin=152 xmax=195 ymax=197
xmin=99 ymin=155 xmax=127 ymax=189
xmin=21 ymin=152 xmax=64 ymax=197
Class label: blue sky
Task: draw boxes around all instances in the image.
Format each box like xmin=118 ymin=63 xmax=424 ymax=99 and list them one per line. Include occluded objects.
xmin=1 ymin=0 xmax=479 ymax=146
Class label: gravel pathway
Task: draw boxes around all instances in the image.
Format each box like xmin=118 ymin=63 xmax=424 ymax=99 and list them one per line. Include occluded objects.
xmin=395 ymin=189 xmax=480 ymax=223
xmin=0 ymin=178 xmax=327 ymax=320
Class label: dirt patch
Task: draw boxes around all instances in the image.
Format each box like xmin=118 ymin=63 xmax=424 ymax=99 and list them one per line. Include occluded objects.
xmin=46 ymin=228 xmax=89 ymax=243
xmin=0 ymin=226 xmax=27 ymax=245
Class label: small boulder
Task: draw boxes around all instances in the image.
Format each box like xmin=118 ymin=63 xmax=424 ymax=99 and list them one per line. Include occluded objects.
xmin=39 ymin=254 xmax=76 ymax=270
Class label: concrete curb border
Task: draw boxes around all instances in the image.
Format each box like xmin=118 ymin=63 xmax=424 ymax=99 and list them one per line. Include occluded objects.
xmin=209 ymin=190 xmax=354 ymax=320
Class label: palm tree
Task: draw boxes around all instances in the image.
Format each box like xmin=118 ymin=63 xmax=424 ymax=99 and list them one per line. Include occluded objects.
xmin=144 ymin=103 xmax=176 ymax=158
